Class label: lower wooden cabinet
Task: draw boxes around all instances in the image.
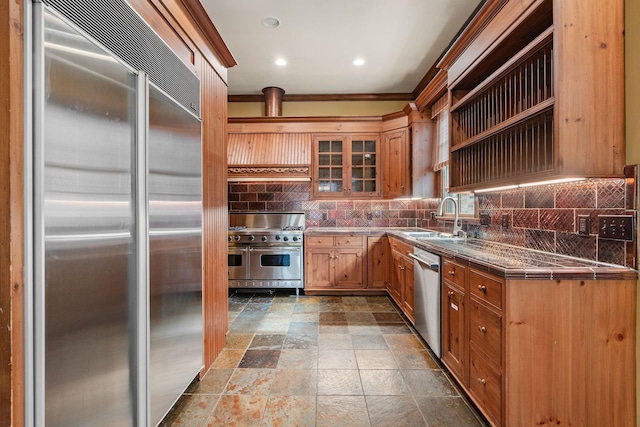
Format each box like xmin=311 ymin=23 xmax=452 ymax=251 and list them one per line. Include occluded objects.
xmin=440 ymin=256 xmax=636 ymax=427
xmin=305 ymin=235 xmax=364 ymax=290
xmin=367 ymin=235 xmax=390 ymax=289
xmin=388 ymin=237 xmax=415 ymax=323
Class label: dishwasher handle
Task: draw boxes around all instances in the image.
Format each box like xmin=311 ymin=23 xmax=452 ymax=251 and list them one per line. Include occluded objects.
xmin=408 ymin=252 xmax=440 ymax=272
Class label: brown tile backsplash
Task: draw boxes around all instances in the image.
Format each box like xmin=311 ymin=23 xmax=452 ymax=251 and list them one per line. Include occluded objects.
xmin=229 ymin=177 xmax=636 ymax=267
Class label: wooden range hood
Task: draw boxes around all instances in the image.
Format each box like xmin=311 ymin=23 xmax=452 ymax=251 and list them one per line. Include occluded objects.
xmin=228 ymin=87 xmax=312 ymax=181
xmin=227 ymin=132 xmax=311 ymax=182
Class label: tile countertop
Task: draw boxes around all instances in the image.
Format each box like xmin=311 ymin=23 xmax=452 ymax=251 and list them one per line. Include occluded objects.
xmin=304 ymin=227 xmax=638 ymax=281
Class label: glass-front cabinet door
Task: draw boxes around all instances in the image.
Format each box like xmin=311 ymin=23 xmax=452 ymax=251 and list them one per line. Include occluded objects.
xmin=313 ymin=134 xmax=380 ymax=198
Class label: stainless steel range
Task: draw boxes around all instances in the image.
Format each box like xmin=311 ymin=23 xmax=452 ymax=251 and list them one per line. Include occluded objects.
xmin=228 ymin=212 xmax=305 ymax=294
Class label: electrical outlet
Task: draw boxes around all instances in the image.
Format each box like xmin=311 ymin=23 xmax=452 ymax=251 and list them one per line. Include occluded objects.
xmin=367 ymin=211 xmax=373 ymax=221
xmin=501 ymin=213 xmax=509 ymax=230
xmin=430 ymin=212 xmax=437 ymax=220
xmin=322 ymin=212 xmax=327 ymax=220
xmin=598 ymin=215 xmax=634 ymax=241
xmin=578 ymin=215 xmax=591 ymax=236
xmin=479 ymin=213 xmax=491 ymax=226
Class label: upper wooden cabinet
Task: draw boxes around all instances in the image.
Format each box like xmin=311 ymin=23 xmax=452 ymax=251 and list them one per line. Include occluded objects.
xmin=382 ymin=129 xmax=410 ymax=198
xmin=312 ymin=134 xmax=381 ymax=198
xmin=439 ymin=0 xmax=624 ymax=192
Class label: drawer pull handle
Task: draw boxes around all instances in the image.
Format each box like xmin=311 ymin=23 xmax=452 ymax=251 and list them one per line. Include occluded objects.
xmin=478 ymin=285 xmax=487 ymax=293
xmin=478 ymin=326 xmax=487 ymax=333
xmin=448 ymin=270 xmax=455 ymax=276
xmin=477 ymin=378 xmax=486 ymax=385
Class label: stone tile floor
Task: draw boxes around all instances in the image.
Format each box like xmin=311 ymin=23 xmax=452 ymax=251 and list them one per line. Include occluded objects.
xmin=160 ymin=291 xmax=488 ymax=426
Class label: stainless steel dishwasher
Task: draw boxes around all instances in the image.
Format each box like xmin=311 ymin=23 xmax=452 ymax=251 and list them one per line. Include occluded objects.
xmin=409 ymin=247 xmax=442 ymax=358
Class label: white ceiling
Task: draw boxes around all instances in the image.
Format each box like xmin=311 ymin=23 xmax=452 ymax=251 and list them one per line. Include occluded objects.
xmin=200 ymin=0 xmax=484 ymax=96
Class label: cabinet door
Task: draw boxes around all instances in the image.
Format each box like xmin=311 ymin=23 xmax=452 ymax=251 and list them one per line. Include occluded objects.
xmin=313 ymin=134 xmax=381 ymax=198
xmin=305 ymin=248 xmax=334 ymax=289
xmin=383 ymin=129 xmax=410 ymax=198
xmin=442 ymin=282 xmax=466 ymax=384
xmin=388 ymin=251 xmax=404 ymax=304
xmin=401 ymin=255 xmax=415 ymax=322
xmin=334 ymin=248 xmax=363 ymax=288
xmin=367 ymin=236 xmax=390 ymax=289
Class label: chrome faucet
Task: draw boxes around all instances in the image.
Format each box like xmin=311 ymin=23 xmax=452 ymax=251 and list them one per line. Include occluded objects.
xmin=437 ymin=196 xmax=464 ymax=237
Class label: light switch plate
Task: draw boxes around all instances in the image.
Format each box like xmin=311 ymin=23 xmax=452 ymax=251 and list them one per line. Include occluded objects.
xmin=598 ymin=215 xmax=634 ymax=241
xmin=578 ymin=215 xmax=591 ymax=236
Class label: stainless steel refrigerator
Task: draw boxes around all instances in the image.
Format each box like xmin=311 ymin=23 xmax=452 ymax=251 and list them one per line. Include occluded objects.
xmin=30 ymin=2 xmax=203 ymax=425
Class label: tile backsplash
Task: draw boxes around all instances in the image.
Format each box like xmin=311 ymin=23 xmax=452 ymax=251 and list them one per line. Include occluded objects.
xmin=228 ymin=177 xmax=636 ymax=267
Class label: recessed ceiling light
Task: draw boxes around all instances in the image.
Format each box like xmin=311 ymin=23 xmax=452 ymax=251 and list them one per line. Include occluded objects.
xmin=353 ymin=58 xmax=366 ymax=66
xmin=275 ymin=58 xmax=287 ymax=66
xmin=262 ymin=16 xmax=280 ymax=28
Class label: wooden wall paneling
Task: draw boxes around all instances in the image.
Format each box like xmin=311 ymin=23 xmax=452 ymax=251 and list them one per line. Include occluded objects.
xmin=200 ymin=54 xmax=229 ymax=371
xmin=1 ymin=1 xmax=25 ymax=425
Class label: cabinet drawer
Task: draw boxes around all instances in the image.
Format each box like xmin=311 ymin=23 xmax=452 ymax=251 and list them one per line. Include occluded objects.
xmin=469 ymin=348 xmax=502 ymax=427
xmin=470 ymin=299 xmax=502 ymax=365
xmin=470 ymin=269 xmax=503 ymax=310
xmin=305 ymin=236 xmax=335 ymax=247
xmin=443 ymin=259 xmax=467 ymax=289
xmin=335 ymin=235 xmax=363 ymax=247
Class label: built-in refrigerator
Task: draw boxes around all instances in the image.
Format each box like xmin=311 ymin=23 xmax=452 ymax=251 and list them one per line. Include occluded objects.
xmin=30 ymin=2 xmax=203 ymax=425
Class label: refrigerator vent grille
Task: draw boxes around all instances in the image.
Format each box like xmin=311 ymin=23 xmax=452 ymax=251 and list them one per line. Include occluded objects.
xmin=43 ymin=0 xmax=201 ymax=117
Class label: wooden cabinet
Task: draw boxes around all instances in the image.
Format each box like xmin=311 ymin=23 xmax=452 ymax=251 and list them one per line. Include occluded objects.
xmin=382 ymin=129 xmax=410 ymax=198
xmin=441 ymin=0 xmax=625 ymax=192
xmin=305 ymin=235 xmax=364 ymax=291
xmin=442 ymin=260 xmax=468 ymax=385
xmin=312 ymin=134 xmax=381 ymax=199
xmin=441 ymin=257 xmax=504 ymax=426
xmin=388 ymin=237 xmax=415 ymax=323
xmin=367 ymin=235 xmax=390 ymax=290
xmin=440 ymin=256 xmax=635 ymax=426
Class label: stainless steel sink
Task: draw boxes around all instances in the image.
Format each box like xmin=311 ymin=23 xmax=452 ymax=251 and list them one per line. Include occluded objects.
xmin=398 ymin=230 xmax=457 ymax=239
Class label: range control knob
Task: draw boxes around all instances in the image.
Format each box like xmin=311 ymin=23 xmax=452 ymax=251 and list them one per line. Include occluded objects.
xmin=292 ymin=236 xmax=299 ymax=242
xmin=283 ymin=236 xmax=289 ymax=242
xmin=261 ymin=236 xmax=268 ymax=242
xmin=234 ymin=235 xmax=241 ymax=241
xmin=249 ymin=235 xmax=255 ymax=241
xmin=275 ymin=235 xmax=281 ymax=240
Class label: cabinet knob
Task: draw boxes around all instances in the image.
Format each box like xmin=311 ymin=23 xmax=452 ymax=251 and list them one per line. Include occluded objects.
xmin=478 ymin=326 xmax=487 ymax=333
xmin=448 ymin=270 xmax=455 ymax=276
xmin=448 ymin=291 xmax=454 ymax=298
xmin=346 ymin=239 xmax=351 ymax=243
xmin=478 ymin=285 xmax=487 ymax=293
xmin=477 ymin=378 xmax=486 ymax=385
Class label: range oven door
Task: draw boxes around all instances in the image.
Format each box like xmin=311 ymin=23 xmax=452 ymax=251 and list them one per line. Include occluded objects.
xmin=228 ymin=246 xmax=249 ymax=280
xmin=249 ymin=246 xmax=302 ymax=281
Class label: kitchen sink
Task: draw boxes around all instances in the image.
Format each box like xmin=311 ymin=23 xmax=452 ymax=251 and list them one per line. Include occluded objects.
xmin=398 ymin=230 xmax=457 ymax=239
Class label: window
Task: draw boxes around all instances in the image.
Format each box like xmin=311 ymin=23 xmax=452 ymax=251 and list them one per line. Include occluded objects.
xmin=433 ymin=99 xmax=476 ymax=218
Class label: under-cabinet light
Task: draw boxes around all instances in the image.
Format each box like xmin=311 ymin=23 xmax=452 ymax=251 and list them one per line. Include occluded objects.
xmin=518 ymin=177 xmax=586 ymax=187
xmin=474 ymin=185 xmax=518 ymax=193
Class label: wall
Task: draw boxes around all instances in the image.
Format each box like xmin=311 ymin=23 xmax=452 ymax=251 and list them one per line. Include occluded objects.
xmin=229 ymin=100 xmax=409 ymax=117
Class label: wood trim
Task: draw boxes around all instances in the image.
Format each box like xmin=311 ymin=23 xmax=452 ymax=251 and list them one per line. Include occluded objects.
xmin=228 ymin=93 xmax=414 ymax=103
xmin=229 ymin=116 xmax=383 ymax=124
xmin=180 ymin=0 xmax=237 ymax=68
xmin=437 ymin=0 xmax=509 ymax=71
xmin=415 ymin=69 xmax=448 ymax=112
xmin=1 ymin=1 xmax=25 ymax=425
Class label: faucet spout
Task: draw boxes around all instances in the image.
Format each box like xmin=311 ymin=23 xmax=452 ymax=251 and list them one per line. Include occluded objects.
xmin=437 ymin=196 xmax=464 ymax=236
